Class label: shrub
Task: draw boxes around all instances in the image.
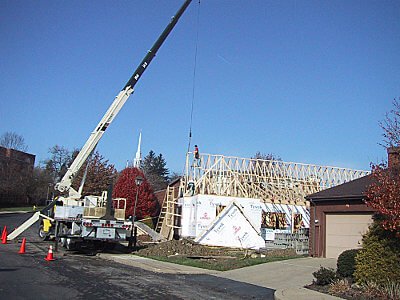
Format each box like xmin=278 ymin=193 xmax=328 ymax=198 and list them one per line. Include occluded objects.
xmin=361 ymin=280 xmax=400 ymax=300
xmin=354 ymin=217 xmax=400 ymax=285
xmin=381 ymin=280 xmax=400 ymax=300
xmin=328 ymin=278 xmax=351 ymax=295
xmin=360 ymin=281 xmax=382 ymax=299
xmin=337 ymin=249 xmax=360 ymax=278
xmin=312 ymin=266 xmax=337 ymax=285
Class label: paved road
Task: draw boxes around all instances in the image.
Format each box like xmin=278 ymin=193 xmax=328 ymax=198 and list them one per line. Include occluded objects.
xmin=0 ymin=212 xmax=274 ymax=299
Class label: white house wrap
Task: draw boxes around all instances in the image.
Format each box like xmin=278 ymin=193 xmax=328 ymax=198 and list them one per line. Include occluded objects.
xmin=179 ymin=194 xmax=310 ymax=245
xmin=194 ymin=200 xmax=266 ymax=250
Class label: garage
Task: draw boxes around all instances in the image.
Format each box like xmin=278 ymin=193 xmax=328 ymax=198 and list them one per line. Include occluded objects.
xmin=306 ymin=175 xmax=376 ymax=258
xmin=325 ymin=213 xmax=373 ymax=258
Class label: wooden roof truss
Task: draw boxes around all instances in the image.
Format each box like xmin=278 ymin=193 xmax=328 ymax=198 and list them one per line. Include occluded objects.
xmin=180 ymin=152 xmax=370 ymax=206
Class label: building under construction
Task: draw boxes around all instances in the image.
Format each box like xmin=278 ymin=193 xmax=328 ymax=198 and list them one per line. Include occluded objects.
xmin=156 ymin=151 xmax=369 ymax=250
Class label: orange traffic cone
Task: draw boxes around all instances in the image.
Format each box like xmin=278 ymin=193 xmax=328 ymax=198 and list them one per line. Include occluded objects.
xmin=1 ymin=226 xmax=7 ymax=240
xmin=18 ymin=238 xmax=26 ymax=254
xmin=1 ymin=228 xmax=7 ymax=244
xmin=45 ymin=245 xmax=55 ymax=261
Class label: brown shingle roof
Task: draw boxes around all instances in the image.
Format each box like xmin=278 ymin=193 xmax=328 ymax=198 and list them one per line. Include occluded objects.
xmin=306 ymin=175 xmax=373 ymax=201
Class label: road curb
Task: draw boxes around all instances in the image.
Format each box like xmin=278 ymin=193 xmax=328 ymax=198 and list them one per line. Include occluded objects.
xmin=0 ymin=211 xmax=32 ymax=215
xmin=274 ymin=287 xmax=341 ymax=300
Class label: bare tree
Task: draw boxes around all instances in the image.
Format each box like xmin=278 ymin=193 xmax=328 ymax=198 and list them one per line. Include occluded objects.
xmin=380 ymin=98 xmax=400 ymax=148
xmin=168 ymin=171 xmax=181 ymax=184
xmin=252 ymin=152 xmax=282 ymax=161
xmin=44 ymin=145 xmax=72 ymax=183
xmin=71 ymin=151 xmax=117 ymax=197
xmin=0 ymin=132 xmax=28 ymax=152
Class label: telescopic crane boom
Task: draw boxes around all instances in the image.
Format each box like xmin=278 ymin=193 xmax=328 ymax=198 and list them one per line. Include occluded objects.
xmin=56 ymin=0 xmax=192 ymax=198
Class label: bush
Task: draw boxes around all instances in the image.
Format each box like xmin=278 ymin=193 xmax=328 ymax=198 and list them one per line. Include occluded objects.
xmin=361 ymin=280 xmax=400 ymax=300
xmin=312 ymin=266 xmax=337 ymax=285
xmin=337 ymin=249 xmax=360 ymax=278
xmin=328 ymin=278 xmax=351 ymax=295
xmin=354 ymin=217 xmax=400 ymax=286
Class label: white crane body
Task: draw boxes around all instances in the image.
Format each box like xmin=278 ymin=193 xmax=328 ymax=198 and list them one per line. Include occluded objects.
xmin=8 ymin=0 xmax=192 ymax=248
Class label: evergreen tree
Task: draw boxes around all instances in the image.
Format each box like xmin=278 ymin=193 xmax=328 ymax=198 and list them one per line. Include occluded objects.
xmin=141 ymin=150 xmax=169 ymax=191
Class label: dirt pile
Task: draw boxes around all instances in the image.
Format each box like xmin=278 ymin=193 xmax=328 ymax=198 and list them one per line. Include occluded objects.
xmin=134 ymin=238 xmax=301 ymax=271
xmin=136 ymin=238 xmax=233 ymax=257
xmin=136 ymin=238 xmax=298 ymax=258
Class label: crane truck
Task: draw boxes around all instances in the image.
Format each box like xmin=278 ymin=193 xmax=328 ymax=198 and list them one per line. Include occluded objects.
xmin=8 ymin=0 xmax=192 ymax=250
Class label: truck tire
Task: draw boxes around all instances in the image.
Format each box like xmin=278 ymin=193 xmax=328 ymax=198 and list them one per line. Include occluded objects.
xmin=65 ymin=238 xmax=75 ymax=250
xmin=60 ymin=237 xmax=67 ymax=248
xmin=62 ymin=227 xmax=75 ymax=250
xmin=59 ymin=224 xmax=68 ymax=248
xmin=38 ymin=224 xmax=50 ymax=241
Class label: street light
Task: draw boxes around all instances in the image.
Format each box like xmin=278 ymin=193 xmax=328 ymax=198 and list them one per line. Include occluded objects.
xmin=129 ymin=175 xmax=144 ymax=250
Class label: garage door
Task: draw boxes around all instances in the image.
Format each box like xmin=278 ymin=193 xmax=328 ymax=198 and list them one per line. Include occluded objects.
xmin=326 ymin=213 xmax=373 ymax=258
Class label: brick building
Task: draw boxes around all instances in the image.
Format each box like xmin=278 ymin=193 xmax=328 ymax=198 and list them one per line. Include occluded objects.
xmin=0 ymin=146 xmax=35 ymax=207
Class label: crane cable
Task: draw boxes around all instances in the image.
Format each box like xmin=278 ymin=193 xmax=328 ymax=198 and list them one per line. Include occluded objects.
xmin=187 ymin=0 xmax=201 ymax=154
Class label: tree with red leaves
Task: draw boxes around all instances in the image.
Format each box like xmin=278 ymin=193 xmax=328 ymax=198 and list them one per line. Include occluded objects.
xmin=113 ymin=167 xmax=159 ymax=220
xmin=365 ymin=98 xmax=400 ymax=234
xmin=365 ymin=162 xmax=400 ymax=233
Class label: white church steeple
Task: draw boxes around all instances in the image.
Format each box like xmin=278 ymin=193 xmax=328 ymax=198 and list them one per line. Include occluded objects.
xmin=133 ymin=131 xmax=142 ymax=169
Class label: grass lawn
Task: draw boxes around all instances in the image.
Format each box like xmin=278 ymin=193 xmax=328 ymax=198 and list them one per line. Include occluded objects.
xmin=140 ymin=254 xmax=299 ymax=271
xmin=0 ymin=206 xmax=44 ymax=212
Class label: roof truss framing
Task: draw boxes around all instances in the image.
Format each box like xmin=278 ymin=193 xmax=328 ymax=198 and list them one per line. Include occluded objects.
xmin=180 ymin=152 xmax=370 ymax=206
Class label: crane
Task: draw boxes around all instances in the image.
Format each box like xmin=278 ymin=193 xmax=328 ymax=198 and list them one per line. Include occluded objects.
xmin=8 ymin=0 xmax=192 ymax=249
xmin=57 ymin=0 xmax=193 ymax=201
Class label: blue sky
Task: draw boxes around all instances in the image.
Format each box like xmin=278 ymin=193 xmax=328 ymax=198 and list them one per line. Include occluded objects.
xmin=1 ymin=0 xmax=399 ymax=174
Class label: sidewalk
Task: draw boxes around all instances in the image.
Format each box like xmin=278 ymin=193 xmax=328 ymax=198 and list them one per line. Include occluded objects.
xmin=100 ymin=254 xmax=341 ymax=299
xmin=217 ymin=257 xmax=340 ymax=299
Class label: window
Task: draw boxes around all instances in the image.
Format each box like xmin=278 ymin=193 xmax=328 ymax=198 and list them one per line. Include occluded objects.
xmin=293 ymin=214 xmax=303 ymax=232
xmin=261 ymin=212 xmax=286 ymax=229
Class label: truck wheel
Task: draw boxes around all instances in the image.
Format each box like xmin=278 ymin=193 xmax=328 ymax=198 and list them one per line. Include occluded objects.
xmin=38 ymin=225 xmax=50 ymax=241
xmin=64 ymin=228 xmax=75 ymax=250
xmin=105 ymin=242 xmax=117 ymax=250
xmin=65 ymin=238 xmax=75 ymax=250
xmin=59 ymin=225 xmax=68 ymax=248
